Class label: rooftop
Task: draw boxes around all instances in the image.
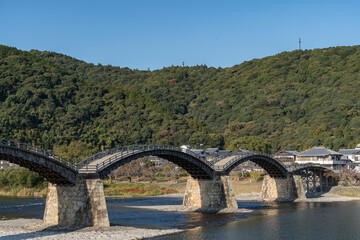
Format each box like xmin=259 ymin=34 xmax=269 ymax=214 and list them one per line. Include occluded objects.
xmin=274 ymin=149 xmax=300 ymax=156
xmin=338 ymin=149 xmax=360 ymax=155
xmin=298 ymin=147 xmax=342 ymax=156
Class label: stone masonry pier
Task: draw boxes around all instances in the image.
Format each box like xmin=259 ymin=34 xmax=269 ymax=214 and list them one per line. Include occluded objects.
xmin=261 ymin=175 xmax=306 ymax=201
xmin=183 ymin=175 xmax=238 ymax=210
xmin=43 ymin=175 xmax=109 ymax=227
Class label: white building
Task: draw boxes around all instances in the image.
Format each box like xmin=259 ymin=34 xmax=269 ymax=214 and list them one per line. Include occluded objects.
xmin=338 ymin=145 xmax=360 ymax=168
xmin=0 ymin=160 xmax=19 ymax=170
xmin=296 ymin=147 xmax=350 ymax=170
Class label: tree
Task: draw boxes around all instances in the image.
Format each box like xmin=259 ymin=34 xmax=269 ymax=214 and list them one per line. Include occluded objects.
xmin=227 ymin=136 xmax=272 ymax=153
xmin=53 ymin=141 xmax=98 ymax=163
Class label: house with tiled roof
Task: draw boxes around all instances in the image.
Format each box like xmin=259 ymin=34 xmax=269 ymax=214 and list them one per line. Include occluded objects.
xmin=274 ymin=149 xmax=299 ymax=166
xmin=296 ymin=147 xmax=351 ymax=170
xmin=338 ymin=146 xmax=360 ymax=169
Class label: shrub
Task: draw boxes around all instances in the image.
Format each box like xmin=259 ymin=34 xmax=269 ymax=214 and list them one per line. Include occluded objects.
xmin=249 ymin=171 xmax=264 ymax=182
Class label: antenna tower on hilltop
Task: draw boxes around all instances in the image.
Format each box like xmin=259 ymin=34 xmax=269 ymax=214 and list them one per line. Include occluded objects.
xmin=299 ymin=37 xmax=301 ymax=50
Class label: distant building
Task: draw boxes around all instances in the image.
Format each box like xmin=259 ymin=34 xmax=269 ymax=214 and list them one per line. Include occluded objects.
xmin=296 ymin=147 xmax=350 ymax=170
xmin=0 ymin=160 xmax=19 ymax=170
xmin=355 ymin=144 xmax=360 ymax=150
xmin=236 ymin=148 xmax=254 ymax=154
xmin=274 ymin=149 xmax=299 ymax=166
xmin=147 ymin=156 xmax=163 ymax=166
xmin=180 ymin=145 xmax=191 ymax=150
xmin=190 ymin=149 xmax=206 ymax=159
xmin=338 ymin=148 xmax=360 ymax=168
xmin=181 ymin=146 xmax=232 ymax=163
xmin=205 ymin=148 xmax=231 ymax=163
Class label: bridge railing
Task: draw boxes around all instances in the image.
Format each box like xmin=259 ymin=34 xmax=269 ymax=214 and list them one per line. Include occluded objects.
xmin=0 ymin=138 xmax=77 ymax=170
xmin=77 ymin=144 xmax=211 ymax=172
xmin=213 ymin=151 xmax=279 ymax=171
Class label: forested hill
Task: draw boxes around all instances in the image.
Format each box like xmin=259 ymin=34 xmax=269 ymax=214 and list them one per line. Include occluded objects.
xmin=1 ymin=44 xmax=360 ymax=159
xmin=0 ymin=45 xmax=222 ymax=161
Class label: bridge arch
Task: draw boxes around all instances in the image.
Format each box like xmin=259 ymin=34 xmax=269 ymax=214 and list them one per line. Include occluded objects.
xmin=0 ymin=139 xmax=77 ymax=185
xmin=78 ymin=145 xmax=214 ymax=180
xmin=218 ymin=154 xmax=288 ymax=178
xmin=290 ymin=164 xmax=333 ymax=175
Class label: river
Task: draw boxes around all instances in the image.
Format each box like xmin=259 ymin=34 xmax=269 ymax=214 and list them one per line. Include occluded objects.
xmin=0 ymin=196 xmax=359 ymax=239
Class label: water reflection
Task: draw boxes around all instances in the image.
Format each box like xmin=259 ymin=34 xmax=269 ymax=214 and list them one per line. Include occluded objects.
xmin=1 ymin=196 xmax=359 ymax=240
xmin=152 ymin=201 xmax=360 ymax=240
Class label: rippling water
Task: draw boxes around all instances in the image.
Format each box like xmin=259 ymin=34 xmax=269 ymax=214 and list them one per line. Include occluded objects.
xmin=151 ymin=201 xmax=360 ymax=240
xmin=0 ymin=196 xmax=359 ymax=240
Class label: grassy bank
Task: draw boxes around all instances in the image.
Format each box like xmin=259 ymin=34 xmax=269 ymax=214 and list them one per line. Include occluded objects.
xmin=329 ymin=186 xmax=360 ymax=198
xmin=103 ymin=180 xmax=178 ymax=198
xmin=0 ymin=181 xmax=180 ymax=198
xmin=0 ymin=177 xmax=264 ymax=198
xmin=232 ymin=180 xmax=263 ymax=195
xmin=0 ymin=187 xmax=47 ymax=198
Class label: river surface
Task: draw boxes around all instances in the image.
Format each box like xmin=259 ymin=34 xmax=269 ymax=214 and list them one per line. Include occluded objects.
xmin=0 ymin=196 xmax=359 ymax=239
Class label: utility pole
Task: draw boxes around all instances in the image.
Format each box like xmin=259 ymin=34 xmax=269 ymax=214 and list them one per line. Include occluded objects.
xmin=299 ymin=37 xmax=301 ymax=50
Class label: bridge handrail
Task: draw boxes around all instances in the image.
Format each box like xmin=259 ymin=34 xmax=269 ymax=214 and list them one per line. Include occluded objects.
xmin=77 ymin=144 xmax=212 ymax=172
xmin=213 ymin=151 xmax=283 ymax=171
xmin=0 ymin=138 xmax=77 ymax=170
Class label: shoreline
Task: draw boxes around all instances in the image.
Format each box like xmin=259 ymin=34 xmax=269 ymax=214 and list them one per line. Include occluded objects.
xmin=0 ymin=192 xmax=359 ymax=239
xmin=0 ymin=218 xmax=185 ymax=240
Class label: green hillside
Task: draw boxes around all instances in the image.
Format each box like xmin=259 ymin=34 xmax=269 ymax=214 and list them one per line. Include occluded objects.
xmin=0 ymin=45 xmax=222 ymax=161
xmin=1 ymin=44 xmax=360 ymax=159
xmin=31 ymin=46 xmax=360 ymax=151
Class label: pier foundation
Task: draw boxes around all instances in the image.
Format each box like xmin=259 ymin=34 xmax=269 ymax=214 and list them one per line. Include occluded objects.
xmin=43 ymin=176 xmax=109 ymax=227
xmin=261 ymin=175 xmax=299 ymax=202
xmin=183 ymin=176 xmax=237 ymax=210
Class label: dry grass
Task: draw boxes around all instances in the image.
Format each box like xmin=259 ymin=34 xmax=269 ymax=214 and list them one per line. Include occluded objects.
xmin=0 ymin=187 xmax=47 ymax=198
xmin=103 ymin=181 xmax=178 ymax=198
xmin=231 ymin=179 xmax=263 ymax=195
xmin=330 ymin=186 xmax=360 ymax=198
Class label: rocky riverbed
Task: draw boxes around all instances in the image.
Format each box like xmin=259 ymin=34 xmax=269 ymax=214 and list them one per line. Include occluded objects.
xmin=0 ymin=218 xmax=183 ymax=240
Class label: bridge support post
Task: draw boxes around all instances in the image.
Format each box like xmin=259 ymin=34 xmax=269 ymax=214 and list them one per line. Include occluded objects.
xmin=261 ymin=175 xmax=299 ymax=202
xmin=183 ymin=175 xmax=237 ymax=211
xmin=43 ymin=176 xmax=109 ymax=227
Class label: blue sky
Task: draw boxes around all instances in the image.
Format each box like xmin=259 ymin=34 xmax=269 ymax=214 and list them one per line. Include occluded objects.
xmin=1 ymin=0 xmax=360 ymax=70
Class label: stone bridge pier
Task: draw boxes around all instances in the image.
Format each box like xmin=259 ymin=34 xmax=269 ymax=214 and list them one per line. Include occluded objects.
xmin=183 ymin=174 xmax=238 ymax=210
xmin=43 ymin=174 xmax=109 ymax=227
xmin=261 ymin=174 xmax=307 ymax=201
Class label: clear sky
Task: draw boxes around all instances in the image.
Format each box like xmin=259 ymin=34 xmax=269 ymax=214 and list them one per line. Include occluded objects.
xmin=1 ymin=0 xmax=360 ymax=70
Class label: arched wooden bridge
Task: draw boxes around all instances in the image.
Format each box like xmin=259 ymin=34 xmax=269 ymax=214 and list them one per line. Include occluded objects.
xmin=0 ymin=138 xmax=77 ymax=184
xmin=0 ymin=138 xmax=338 ymax=227
xmin=77 ymin=145 xmax=215 ymax=179
xmin=0 ymin=138 xmax=333 ymax=184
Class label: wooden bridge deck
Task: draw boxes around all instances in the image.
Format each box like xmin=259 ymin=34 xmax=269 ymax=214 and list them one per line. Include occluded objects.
xmin=214 ymin=156 xmax=236 ymax=167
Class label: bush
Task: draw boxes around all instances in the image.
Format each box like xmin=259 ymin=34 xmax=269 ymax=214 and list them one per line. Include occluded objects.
xmin=249 ymin=171 xmax=264 ymax=182
xmin=238 ymin=171 xmax=250 ymax=178
xmin=0 ymin=168 xmax=45 ymax=189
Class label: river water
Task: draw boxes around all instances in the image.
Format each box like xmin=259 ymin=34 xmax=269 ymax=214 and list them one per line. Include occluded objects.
xmin=0 ymin=196 xmax=359 ymax=239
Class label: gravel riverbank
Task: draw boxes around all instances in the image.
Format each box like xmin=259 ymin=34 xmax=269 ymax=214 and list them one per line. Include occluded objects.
xmin=0 ymin=219 xmax=183 ymax=240
xmin=235 ymin=192 xmax=360 ymax=202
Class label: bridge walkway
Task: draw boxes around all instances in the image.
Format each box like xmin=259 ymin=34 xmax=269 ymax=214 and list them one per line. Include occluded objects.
xmin=78 ymin=153 xmax=117 ymax=173
xmin=213 ymin=156 xmax=237 ymax=169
